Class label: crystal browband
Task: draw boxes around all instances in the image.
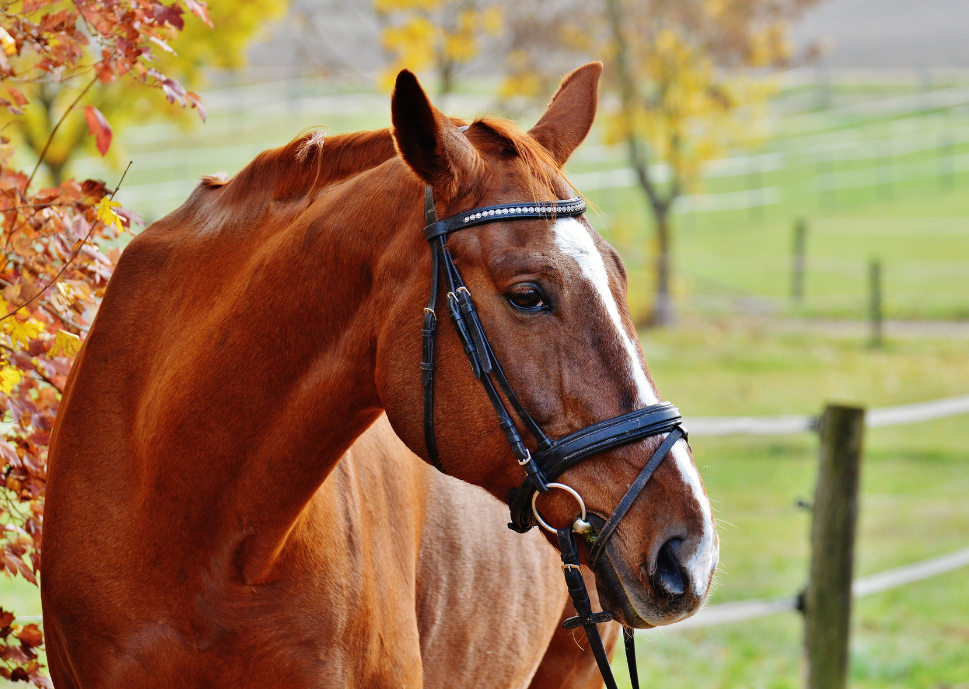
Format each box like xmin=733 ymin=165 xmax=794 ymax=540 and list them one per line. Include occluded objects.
xmin=424 ymin=196 xmax=586 ymax=241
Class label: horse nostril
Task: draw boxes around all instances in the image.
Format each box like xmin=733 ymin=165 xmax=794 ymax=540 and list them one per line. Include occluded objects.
xmin=652 ymin=538 xmax=688 ymax=597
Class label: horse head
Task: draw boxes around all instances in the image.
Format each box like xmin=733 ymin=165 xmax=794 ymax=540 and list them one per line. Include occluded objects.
xmin=376 ymin=63 xmax=718 ymax=628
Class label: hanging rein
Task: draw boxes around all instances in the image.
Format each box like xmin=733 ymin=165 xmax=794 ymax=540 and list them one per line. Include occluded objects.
xmin=419 ymin=168 xmax=687 ymax=689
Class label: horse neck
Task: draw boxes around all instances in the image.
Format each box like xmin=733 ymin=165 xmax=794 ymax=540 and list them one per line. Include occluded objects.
xmin=232 ymin=162 xmax=435 ymax=580
xmin=123 ymin=159 xmax=431 ymax=584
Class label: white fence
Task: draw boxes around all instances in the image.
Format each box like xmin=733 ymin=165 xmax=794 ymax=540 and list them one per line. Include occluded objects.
xmin=640 ymin=391 xmax=969 ymax=637
xmin=687 ymin=393 xmax=969 ymax=437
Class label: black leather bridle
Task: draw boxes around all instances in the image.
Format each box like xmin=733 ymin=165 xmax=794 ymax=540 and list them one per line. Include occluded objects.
xmin=419 ymin=176 xmax=687 ymax=689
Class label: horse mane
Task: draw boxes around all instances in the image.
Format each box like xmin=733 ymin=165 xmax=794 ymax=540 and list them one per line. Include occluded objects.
xmin=191 ymin=127 xmax=399 ymax=215
xmin=187 ymin=115 xmax=565 ymax=226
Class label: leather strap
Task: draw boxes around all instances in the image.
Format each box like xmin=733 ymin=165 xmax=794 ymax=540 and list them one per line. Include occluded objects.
xmin=623 ymin=626 xmax=640 ymax=689
xmin=588 ymin=427 xmax=685 ymax=568
xmin=557 ymin=528 xmax=619 ymax=689
xmin=536 ymin=404 xmax=682 ymax=480
xmin=425 ymin=197 xmax=586 ymax=240
xmin=507 ymin=406 xmax=684 ymax=533
xmin=422 ymin=189 xmax=445 ymax=473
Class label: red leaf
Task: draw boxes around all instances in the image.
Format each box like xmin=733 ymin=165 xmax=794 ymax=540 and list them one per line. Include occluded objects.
xmin=188 ymin=91 xmax=207 ymax=122
xmin=4 ymin=552 xmax=36 ymax=585
xmin=153 ymin=3 xmax=185 ymax=30
xmin=83 ymin=106 xmax=112 ymax=156
xmin=116 ymin=207 xmax=144 ymax=227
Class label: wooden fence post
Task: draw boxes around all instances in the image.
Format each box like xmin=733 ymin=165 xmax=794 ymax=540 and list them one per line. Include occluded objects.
xmin=792 ymin=218 xmax=807 ymax=303
xmin=804 ymin=405 xmax=865 ymax=689
xmin=869 ymin=259 xmax=883 ymax=348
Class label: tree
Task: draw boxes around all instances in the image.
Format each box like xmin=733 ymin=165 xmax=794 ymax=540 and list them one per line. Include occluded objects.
xmin=0 ymin=3 xmax=212 ymax=685
xmin=493 ymin=0 xmax=816 ymax=325
xmin=375 ymin=0 xmax=503 ymax=94
xmin=8 ymin=0 xmax=289 ymax=189
xmin=602 ymin=0 xmax=817 ymax=326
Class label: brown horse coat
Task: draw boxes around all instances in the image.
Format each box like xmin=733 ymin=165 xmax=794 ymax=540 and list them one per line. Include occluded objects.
xmin=42 ymin=63 xmax=713 ymax=687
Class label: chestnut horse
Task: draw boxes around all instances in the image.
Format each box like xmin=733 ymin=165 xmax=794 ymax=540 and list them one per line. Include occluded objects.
xmin=42 ymin=63 xmax=718 ymax=687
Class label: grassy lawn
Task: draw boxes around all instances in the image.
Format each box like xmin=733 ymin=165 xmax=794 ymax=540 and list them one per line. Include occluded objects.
xmin=4 ymin=320 xmax=966 ymax=687
xmin=616 ymin=320 xmax=969 ymax=689
xmin=5 ymin=76 xmax=967 ymax=686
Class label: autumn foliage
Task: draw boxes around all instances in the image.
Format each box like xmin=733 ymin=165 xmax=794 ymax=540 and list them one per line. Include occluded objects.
xmin=0 ymin=2 xmax=208 ymax=685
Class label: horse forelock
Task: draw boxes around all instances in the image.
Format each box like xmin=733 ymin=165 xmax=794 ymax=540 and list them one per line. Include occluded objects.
xmin=464 ymin=117 xmax=568 ymax=202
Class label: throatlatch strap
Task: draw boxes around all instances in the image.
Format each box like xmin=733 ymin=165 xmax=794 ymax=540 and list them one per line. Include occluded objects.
xmin=557 ymin=528 xmax=619 ymax=689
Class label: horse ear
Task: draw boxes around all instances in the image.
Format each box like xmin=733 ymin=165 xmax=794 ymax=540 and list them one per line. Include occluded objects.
xmin=391 ymin=70 xmax=478 ymax=199
xmin=528 ymin=62 xmax=602 ymax=167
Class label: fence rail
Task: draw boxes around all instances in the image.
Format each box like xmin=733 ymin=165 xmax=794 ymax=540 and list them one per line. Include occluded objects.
xmin=688 ymin=392 xmax=969 ymax=437
xmin=641 ymin=389 xmax=969 ymax=660
xmin=641 ymin=545 xmax=969 ymax=634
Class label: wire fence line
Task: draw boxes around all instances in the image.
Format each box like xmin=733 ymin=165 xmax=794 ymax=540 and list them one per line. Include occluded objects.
xmin=640 ymin=545 xmax=969 ymax=635
xmin=687 ymin=393 xmax=969 ymax=437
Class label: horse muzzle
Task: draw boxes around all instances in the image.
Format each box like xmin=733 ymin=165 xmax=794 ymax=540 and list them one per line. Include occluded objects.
xmin=592 ymin=531 xmax=717 ymax=628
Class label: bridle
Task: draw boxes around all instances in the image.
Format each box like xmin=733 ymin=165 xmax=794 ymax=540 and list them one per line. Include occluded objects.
xmin=418 ymin=164 xmax=688 ymax=689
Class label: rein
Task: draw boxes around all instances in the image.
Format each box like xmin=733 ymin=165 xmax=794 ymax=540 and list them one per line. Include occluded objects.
xmin=419 ymin=176 xmax=687 ymax=689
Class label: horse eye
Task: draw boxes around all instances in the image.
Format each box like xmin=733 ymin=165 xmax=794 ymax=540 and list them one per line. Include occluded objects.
xmin=506 ymin=283 xmax=549 ymax=312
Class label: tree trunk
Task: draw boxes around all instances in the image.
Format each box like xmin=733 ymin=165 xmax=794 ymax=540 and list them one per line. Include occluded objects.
xmin=603 ymin=0 xmax=677 ymax=327
xmin=438 ymin=56 xmax=455 ymax=96
xmin=652 ymin=206 xmax=674 ymax=326
xmin=46 ymin=161 xmax=65 ymax=187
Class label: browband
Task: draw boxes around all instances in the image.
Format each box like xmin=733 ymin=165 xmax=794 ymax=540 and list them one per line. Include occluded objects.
xmin=425 ymin=197 xmax=586 ymax=241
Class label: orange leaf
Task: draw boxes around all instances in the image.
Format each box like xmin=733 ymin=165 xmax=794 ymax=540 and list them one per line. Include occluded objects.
xmin=83 ymin=105 xmax=113 ymax=156
xmin=16 ymin=623 xmax=43 ymax=648
xmin=7 ymin=87 xmax=27 ymax=107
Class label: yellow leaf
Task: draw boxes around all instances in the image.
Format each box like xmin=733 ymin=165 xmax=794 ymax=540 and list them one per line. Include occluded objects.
xmin=5 ymin=319 xmax=44 ymax=350
xmin=0 ymin=28 xmax=16 ymax=57
xmin=0 ymin=365 xmax=22 ymax=395
xmin=95 ymin=196 xmax=124 ymax=232
xmin=49 ymin=329 xmax=82 ymax=358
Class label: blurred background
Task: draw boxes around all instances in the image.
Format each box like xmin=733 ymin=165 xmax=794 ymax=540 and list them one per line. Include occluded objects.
xmin=4 ymin=0 xmax=968 ymax=687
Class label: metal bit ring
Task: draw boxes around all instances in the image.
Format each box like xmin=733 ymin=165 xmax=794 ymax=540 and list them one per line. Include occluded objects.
xmin=532 ymin=482 xmax=588 ymax=534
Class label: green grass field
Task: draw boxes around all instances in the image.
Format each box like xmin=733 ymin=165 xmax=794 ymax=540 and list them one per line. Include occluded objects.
xmin=617 ymin=320 xmax=969 ymax=688
xmin=3 ymin=320 xmax=965 ymax=688
xmin=5 ymin=74 xmax=968 ymax=687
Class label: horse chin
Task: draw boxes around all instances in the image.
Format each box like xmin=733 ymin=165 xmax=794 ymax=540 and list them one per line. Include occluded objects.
xmin=592 ymin=543 xmax=704 ymax=629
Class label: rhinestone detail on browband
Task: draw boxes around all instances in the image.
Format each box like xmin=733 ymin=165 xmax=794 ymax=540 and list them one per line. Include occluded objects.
xmin=425 ymin=196 xmax=586 ymax=241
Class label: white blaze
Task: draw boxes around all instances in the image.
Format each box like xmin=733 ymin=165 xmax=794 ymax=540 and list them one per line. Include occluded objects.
xmin=552 ymin=217 xmax=717 ymax=593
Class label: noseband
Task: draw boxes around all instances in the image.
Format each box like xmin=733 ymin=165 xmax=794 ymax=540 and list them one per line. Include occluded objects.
xmin=419 ymin=175 xmax=687 ymax=689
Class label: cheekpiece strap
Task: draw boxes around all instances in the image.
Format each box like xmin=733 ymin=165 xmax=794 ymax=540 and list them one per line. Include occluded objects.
xmin=424 ymin=185 xmax=438 ymax=226
xmin=425 ymin=197 xmax=586 ymax=241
